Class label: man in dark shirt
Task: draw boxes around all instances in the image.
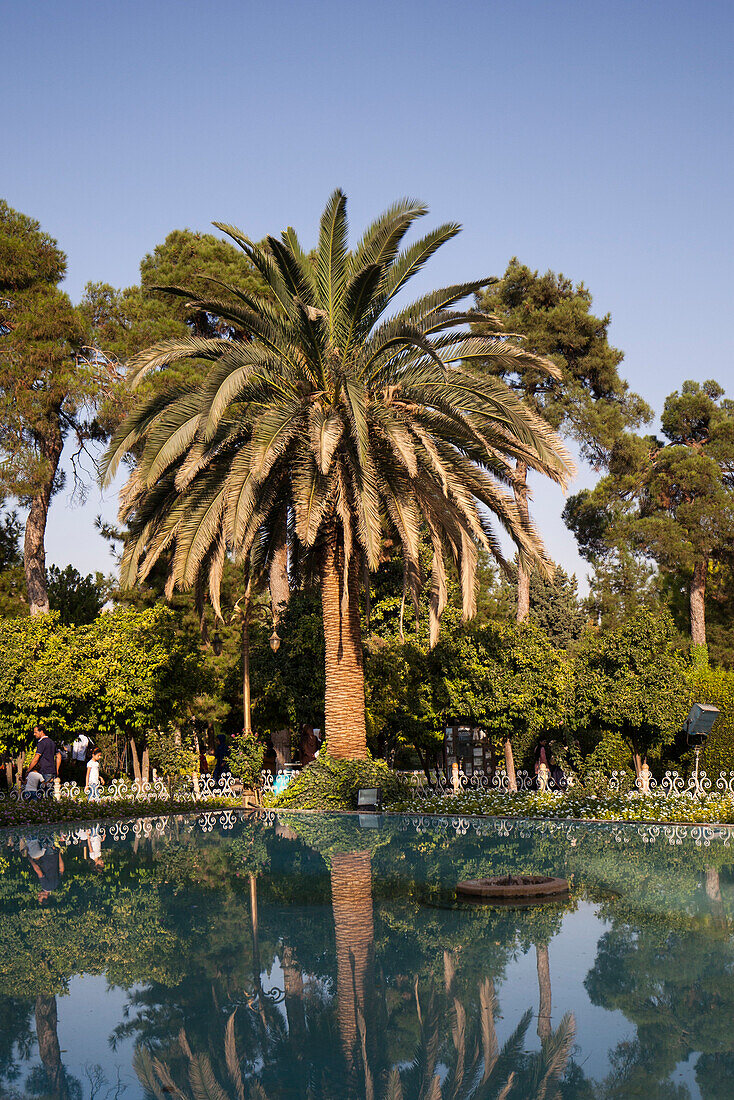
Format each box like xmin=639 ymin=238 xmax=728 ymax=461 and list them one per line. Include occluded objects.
xmin=212 ymin=734 xmax=229 ymax=785
xmin=28 ymin=726 xmax=57 ymax=780
xmin=25 ymin=838 xmax=64 ymax=904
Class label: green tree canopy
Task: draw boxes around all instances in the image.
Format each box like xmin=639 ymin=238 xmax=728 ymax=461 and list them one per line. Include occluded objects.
xmin=0 ymin=509 xmax=26 ymax=617
xmin=475 ymin=258 xmax=650 ymax=621
xmin=0 ymin=201 xmax=96 ymax=614
xmin=565 ymin=381 xmax=734 ymax=657
xmin=0 ymin=605 xmax=204 ymax=757
xmin=571 ymin=609 xmax=689 ymax=772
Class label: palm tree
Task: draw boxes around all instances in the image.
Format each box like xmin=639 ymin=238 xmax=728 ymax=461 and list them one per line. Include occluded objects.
xmin=102 ymin=192 xmax=573 ymax=760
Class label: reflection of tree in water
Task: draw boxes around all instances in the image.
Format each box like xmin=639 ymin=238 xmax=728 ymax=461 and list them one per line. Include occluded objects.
xmin=135 ymin=843 xmax=577 ymax=1100
xmin=585 ymin=865 xmax=734 ymax=1100
xmin=0 ymin=996 xmax=35 ymax=1091
xmin=24 ymin=995 xmax=81 ymax=1100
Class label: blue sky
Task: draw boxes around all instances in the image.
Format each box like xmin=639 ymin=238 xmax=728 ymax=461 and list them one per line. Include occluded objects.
xmin=3 ymin=0 xmax=733 ymax=586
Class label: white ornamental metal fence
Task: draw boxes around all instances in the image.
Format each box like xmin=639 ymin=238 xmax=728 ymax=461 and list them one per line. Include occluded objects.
xmin=0 ymin=771 xmax=245 ymax=805
xmin=4 ymin=766 xmax=734 ymax=807
xmin=405 ymin=766 xmax=734 ymax=801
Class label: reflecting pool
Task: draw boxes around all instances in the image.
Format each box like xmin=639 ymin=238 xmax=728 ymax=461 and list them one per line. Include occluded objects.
xmin=1 ymin=811 xmax=734 ymax=1099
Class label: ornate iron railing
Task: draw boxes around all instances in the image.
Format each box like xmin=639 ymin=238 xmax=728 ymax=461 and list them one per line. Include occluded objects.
xmin=404 ymin=766 xmax=734 ymax=800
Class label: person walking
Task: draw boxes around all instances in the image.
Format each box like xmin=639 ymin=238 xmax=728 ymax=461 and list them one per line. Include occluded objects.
xmin=85 ymin=747 xmax=103 ymax=801
xmin=212 ymin=734 xmax=229 ymax=786
xmin=26 ymin=726 xmax=56 ymax=794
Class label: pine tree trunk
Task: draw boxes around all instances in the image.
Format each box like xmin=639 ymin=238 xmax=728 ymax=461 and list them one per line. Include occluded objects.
xmin=331 ymin=850 xmax=375 ymax=1072
xmin=536 ymin=943 xmax=552 ymax=1040
xmin=690 ymin=558 xmax=707 ymax=651
xmin=320 ymin=531 xmax=367 ymax=760
xmin=705 ymin=867 xmax=727 ymax=931
xmin=514 ymin=461 xmax=530 ymax=623
xmin=282 ymin=943 xmax=307 ymax=1044
xmin=24 ymin=435 xmax=62 ymax=615
xmin=503 ymin=737 xmax=518 ymax=792
xmin=35 ymin=994 xmax=69 ymax=1099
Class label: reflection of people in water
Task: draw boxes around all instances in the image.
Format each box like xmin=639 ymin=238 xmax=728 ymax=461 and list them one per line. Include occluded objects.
xmin=23 ymin=837 xmax=64 ymax=904
xmin=84 ymin=825 xmax=105 ymax=871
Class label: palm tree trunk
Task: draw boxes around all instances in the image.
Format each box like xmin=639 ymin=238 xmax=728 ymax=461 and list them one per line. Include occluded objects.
xmin=24 ymin=433 xmax=63 ymax=615
xmin=269 ymin=511 xmax=290 ymax=624
xmin=514 ymin=461 xmax=530 ymax=623
xmin=35 ymin=994 xmax=70 ymax=1099
xmin=242 ymin=617 xmax=252 ymax=737
xmin=320 ymin=531 xmax=367 ymax=760
xmin=536 ymin=943 xmax=552 ymax=1040
xmin=330 ymin=850 xmax=375 ymax=1070
xmin=690 ymin=558 xmax=707 ymax=652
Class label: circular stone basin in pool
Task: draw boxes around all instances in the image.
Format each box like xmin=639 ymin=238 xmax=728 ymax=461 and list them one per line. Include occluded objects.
xmin=456 ymin=874 xmax=569 ymax=902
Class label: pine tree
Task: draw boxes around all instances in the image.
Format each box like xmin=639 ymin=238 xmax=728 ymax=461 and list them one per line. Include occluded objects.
xmin=475 ymin=258 xmax=650 ymax=621
xmin=0 ymin=201 xmax=94 ymax=613
xmin=565 ymin=381 xmax=734 ymax=659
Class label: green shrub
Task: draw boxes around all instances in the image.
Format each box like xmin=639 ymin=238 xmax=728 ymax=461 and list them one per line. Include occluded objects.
xmin=696 ymin=666 xmax=734 ymax=776
xmin=271 ymin=751 xmax=410 ymax=810
xmin=227 ymin=732 xmax=266 ymax=789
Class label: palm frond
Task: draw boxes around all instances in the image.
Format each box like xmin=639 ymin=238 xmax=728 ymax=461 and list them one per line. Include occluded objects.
xmin=316 ymin=188 xmax=349 ymax=328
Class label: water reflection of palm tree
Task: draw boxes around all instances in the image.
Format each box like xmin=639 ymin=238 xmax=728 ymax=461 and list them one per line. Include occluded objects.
xmin=134 ymin=985 xmax=575 ymax=1100
xmin=330 ymin=849 xmax=376 ymax=1071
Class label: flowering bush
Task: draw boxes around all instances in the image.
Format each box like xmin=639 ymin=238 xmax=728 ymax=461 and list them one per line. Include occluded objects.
xmin=389 ymin=788 xmax=734 ymax=824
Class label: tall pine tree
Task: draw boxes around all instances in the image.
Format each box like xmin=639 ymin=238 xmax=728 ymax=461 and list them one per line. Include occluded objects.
xmin=0 ymin=202 xmax=94 ymax=613
xmin=475 ymin=258 xmax=650 ymax=620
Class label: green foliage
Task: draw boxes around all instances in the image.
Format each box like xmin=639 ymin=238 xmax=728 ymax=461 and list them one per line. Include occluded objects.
xmin=0 ymin=509 xmax=26 ymax=617
xmin=249 ymin=588 xmax=325 ymax=735
xmin=0 ymin=201 xmax=100 ymax=611
xmin=146 ymin=728 xmax=198 ymax=782
xmin=476 ymin=258 xmax=650 ymax=464
xmin=435 ymin=619 xmax=571 ymax=761
xmin=80 ymin=228 xmax=271 ymax=433
xmin=483 ymin=561 xmax=586 ymax=648
xmin=0 ymin=605 xmax=205 ymax=757
xmin=572 ymin=609 xmax=689 ymax=766
xmin=695 ymin=665 xmax=734 ymax=777
xmin=271 ymin=751 xmax=410 ymax=810
xmin=565 ymin=381 xmax=734 ymax=650
xmin=47 ymin=564 xmax=109 ymax=625
xmin=227 ymin=731 xmax=265 ymax=789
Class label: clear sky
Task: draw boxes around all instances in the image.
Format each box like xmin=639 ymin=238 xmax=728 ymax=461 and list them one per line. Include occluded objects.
xmin=3 ymin=0 xmax=733 ymax=586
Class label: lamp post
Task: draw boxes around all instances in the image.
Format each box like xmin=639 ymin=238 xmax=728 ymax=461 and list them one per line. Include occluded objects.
xmin=232 ymin=581 xmax=253 ymax=738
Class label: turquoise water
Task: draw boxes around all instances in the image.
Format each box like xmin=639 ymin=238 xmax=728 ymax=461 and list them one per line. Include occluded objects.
xmin=1 ymin=810 xmax=733 ymax=1099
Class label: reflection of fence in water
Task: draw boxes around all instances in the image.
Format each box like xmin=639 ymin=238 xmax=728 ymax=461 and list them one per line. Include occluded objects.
xmin=4 ymin=806 xmax=733 ymax=855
